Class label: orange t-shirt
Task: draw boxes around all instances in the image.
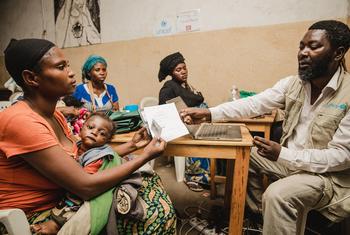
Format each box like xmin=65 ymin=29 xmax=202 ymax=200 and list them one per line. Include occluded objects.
xmin=83 ymin=159 xmax=103 ymax=174
xmin=0 ymin=101 xmax=75 ymax=214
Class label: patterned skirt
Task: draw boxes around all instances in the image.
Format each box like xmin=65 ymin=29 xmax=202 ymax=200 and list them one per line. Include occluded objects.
xmin=0 ymin=174 xmax=176 ymax=235
xmin=117 ymin=173 xmax=177 ymax=234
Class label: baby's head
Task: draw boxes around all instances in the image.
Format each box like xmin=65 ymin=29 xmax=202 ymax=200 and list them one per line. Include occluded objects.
xmin=63 ymin=95 xmax=84 ymax=108
xmin=79 ymin=112 xmax=115 ymax=149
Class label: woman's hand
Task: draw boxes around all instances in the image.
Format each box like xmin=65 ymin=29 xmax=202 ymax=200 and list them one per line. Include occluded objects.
xmin=253 ymin=136 xmax=281 ymax=161
xmin=142 ymin=138 xmax=167 ymax=160
xmin=180 ymin=108 xmax=211 ymax=124
xmin=131 ymin=127 xmax=151 ymax=149
xmin=113 ymin=101 xmax=120 ymax=111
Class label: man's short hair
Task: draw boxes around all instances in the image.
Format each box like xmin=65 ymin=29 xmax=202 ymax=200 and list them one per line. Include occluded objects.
xmin=309 ymin=20 xmax=350 ymax=52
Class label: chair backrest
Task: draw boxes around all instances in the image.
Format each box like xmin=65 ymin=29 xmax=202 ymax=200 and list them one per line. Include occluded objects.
xmin=0 ymin=101 xmax=11 ymax=112
xmin=139 ymin=97 xmax=158 ymax=109
xmin=0 ymin=209 xmax=31 ymax=235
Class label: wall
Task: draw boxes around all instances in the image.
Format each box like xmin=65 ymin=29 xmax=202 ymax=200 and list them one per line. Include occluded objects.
xmin=0 ymin=0 xmax=349 ymax=107
xmin=62 ymin=20 xmax=350 ymax=107
xmin=100 ymin=0 xmax=348 ymax=42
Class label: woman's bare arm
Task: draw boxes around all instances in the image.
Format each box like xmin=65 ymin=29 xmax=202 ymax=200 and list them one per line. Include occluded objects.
xmin=22 ymin=138 xmax=165 ymax=200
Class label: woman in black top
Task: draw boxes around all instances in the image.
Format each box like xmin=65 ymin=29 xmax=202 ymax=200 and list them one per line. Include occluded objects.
xmin=158 ymin=52 xmax=205 ymax=107
xmin=158 ymin=52 xmax=209 ymax=191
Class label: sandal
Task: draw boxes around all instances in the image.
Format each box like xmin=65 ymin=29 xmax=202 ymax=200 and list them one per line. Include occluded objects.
xmin=184 ymin=180 xmax=204 ymax=192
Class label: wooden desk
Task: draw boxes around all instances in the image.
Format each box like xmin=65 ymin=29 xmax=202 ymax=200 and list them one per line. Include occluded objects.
xmin=110 ymin=124 xmax=253 ymax=235
xmin=231 ymin=110 xmax=277 ymax=139
xmin=210 ymin=111 xmax=277 ymax=200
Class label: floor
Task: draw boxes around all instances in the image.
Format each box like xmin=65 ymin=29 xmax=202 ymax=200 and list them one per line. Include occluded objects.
xmin=154 ymin=156 xmax=230 ymax=235
xmin=154 ymin=156 xmax=350 ymax=235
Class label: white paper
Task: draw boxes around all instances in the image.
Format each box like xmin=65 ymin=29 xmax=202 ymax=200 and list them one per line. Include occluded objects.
xmin=143 ymin=103 xmax=189 ymax=142
xmin=176 ymin=9 xmax=200 ymax=33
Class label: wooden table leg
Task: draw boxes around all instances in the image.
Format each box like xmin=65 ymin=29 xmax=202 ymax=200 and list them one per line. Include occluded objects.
xmin=264 ymin=124 xmax=271 ymax=140
xmin=224 ymin=160 xmax=234 ymax=208
xmin=210 ymin=158 xmax=217 ymax=199
xmin=229 ymin=147 xmax=250 ymax=235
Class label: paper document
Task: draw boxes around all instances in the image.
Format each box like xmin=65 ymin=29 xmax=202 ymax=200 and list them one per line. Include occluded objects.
xmin=150 ymin=119 xmax=162 ymax=139
xmin=143 ymin=103 xmax=189 ymax=142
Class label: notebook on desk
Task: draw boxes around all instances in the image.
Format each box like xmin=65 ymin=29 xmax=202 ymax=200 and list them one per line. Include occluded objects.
xmin=166 ymin=96 xmax=242 ymax=141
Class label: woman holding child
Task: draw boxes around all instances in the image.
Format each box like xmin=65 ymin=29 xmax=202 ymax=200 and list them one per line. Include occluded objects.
xmin=0 ymin=39 xmax=176 ymax=234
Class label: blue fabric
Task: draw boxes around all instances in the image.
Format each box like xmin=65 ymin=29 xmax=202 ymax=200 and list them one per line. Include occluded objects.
xmin=77 ymin=142 xmax=115 ymax=167
xmin=185 ymin=157 xmax=210 ymax=185
xmin=72 ymin=83 xmax=119 ymax=112
xmin=82 ymin=55 xmax=107 ymax=80
xmin=185 ymin=102 xmax=211 ymax=185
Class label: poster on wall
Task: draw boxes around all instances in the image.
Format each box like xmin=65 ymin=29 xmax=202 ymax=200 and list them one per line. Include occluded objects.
xmin=176 ymin=9 xmax=200 ymax=33
xmin=54 ymin=0 xmax=101 ymax=48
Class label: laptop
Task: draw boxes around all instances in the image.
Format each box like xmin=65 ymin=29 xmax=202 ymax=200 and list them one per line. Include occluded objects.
xmin=166 ymin=96 xmax=242 ymax=141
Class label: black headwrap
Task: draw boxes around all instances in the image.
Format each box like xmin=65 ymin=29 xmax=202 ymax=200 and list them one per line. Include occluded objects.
xmin=4 ymin=38 xmax=55 ymax=88
xmin=158 ymin=52 xmax=185 ymax=82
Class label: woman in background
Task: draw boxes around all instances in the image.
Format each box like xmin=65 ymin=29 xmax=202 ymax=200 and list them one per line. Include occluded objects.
xmin=73 ymin=55 xmax=120 ymax=112
xmin=158 ymin=52 xmax=209 ymax=191
xmin=158 ymin=52 xmax=205 ymax=107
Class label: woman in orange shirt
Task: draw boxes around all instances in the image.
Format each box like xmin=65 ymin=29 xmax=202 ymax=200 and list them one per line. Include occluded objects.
xmin=0 ymin=39 xmax=176 ymax=234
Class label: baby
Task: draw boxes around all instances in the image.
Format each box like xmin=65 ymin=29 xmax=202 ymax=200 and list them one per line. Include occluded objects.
xmin=77 ymin=112 xmax=116 ymax=173
xmin=31 ymin=112 xmax=116 ymax=234
xmin=62 ymin=95 xmax=89 ymax=134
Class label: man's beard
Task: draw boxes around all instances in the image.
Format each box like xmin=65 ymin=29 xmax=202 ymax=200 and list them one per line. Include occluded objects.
xmin=298 ymin=56 xmax=332 ymax=82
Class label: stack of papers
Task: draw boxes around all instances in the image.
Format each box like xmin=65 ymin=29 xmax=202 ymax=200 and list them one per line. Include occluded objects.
xmin=141 ymin=103 xmax=189 ymax=142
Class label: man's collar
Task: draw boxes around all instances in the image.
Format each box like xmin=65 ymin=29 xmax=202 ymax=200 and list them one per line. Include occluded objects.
xmin=301 ymin=66 xmax=342 ymax=92
xmin=325 ymin=66 xmax=342 ymax=91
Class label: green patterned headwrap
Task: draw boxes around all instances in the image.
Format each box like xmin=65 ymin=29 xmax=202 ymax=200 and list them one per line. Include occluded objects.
xmin=82 ymin=55 xmax=107 ymax=81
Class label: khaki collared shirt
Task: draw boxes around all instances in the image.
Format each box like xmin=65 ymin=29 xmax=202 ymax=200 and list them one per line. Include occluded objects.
xmin=210 ymin=67 xmax=350 ymax=173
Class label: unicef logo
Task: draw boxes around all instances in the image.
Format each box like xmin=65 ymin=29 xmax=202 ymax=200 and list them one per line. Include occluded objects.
xmin=161 ymin=20 xmax=167 ymax=27
xmin=156 ymin=19 xmax=172 ymax=35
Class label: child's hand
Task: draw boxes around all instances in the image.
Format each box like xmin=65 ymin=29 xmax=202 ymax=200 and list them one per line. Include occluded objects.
xmin=131 ymin=127 xmax=151 ymax=149
xmin=253 ymin=136 xmax=281 ymax=161
xmin=142 ymin=138 xmax=167 ymax=160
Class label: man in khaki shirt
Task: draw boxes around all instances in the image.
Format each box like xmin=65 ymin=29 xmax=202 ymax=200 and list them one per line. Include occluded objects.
xmin=181 ymin=20 xmax=350 ymax=235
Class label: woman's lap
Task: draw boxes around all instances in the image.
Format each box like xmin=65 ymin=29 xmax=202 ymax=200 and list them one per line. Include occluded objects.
xmin=5 ymin=174 xmax=176 ymax=235
xmin=117 ymin=173 xmax=176 ymax=234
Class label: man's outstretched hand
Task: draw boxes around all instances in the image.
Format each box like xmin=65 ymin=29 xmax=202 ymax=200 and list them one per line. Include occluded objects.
xmin=180 ymin=108 xmax=211 ymax=124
